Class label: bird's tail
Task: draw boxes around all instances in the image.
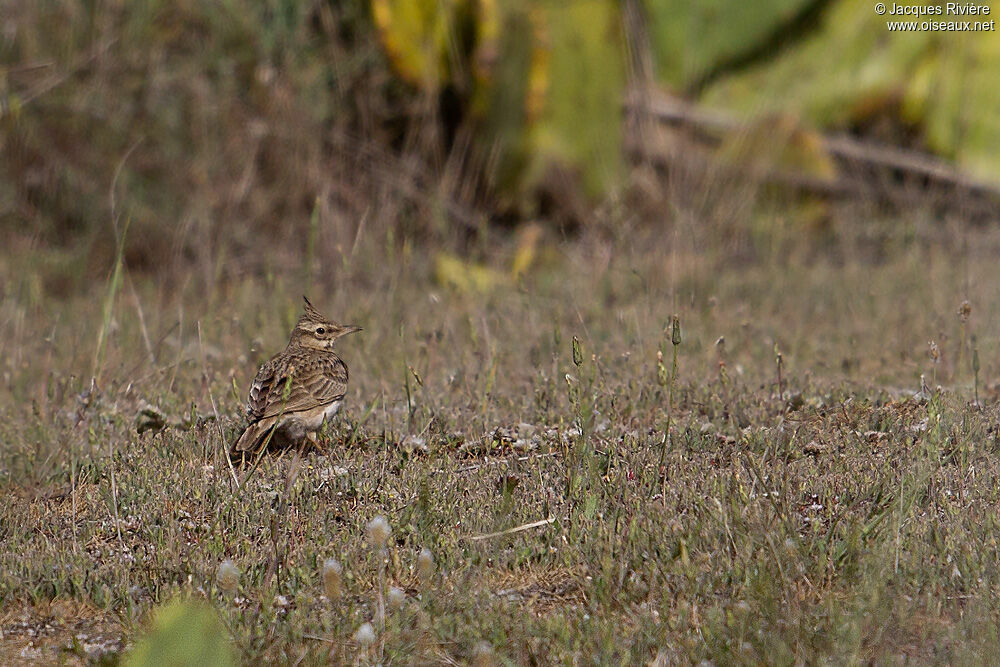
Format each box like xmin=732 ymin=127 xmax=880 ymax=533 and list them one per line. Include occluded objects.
xmin=231 ymin=418 xmax=277 ymax=462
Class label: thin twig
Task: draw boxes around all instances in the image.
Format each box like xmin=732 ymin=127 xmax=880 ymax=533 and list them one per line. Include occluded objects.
xmin=376 ymin=546 xmax=386 ymax=631
xmin=125 ymin=271 xmax=155 ymax=364
xmin=264 ymin=449 xmax=303 ymax=587
xmin=345 ymin=395 xmax=380 ymax=450
xmin=107 ymin=438 xmax=124 ymax=548
xmin=453 ymin=452 xmax=558 ymax=474
xmin=91 ymin=139 xmax=141 ymax=383
xmin=199 ymin=321 xmax=239 ymax=490
xmin=16 ymin=38 xmax=118 ymax=109
xmin=110 ymin=138 xmax=144 ymax=242
xmin=467 ymin=517 xmax=555 ymax=542
xmin=122 ymin=321 xmax=180 ymax=383
xmin=349 ymin=207 xmax=370 ymax=262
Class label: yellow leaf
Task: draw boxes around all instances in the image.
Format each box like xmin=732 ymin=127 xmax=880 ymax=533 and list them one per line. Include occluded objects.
xmin=510 ymin=222 xmax=542 ymax=279
xmin=372 ymin=0 xmax=457 ymax=88
xmin=434 ymin=252 xmax=508 ymax=293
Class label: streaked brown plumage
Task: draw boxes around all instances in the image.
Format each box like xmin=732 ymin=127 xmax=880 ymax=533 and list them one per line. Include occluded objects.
xmin=231 ymin=297 xmax=361 ymax=459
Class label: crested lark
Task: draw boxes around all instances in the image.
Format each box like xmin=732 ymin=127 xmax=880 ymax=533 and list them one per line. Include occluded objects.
xmin=231 ymin=297 xmax=362 ymax=459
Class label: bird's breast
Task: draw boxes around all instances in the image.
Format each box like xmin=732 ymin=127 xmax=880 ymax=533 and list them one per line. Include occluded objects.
xmin=294 ymin=400 xmax=342 ymax=432
xmin=321 ymin=400 xmax=342 ymax=423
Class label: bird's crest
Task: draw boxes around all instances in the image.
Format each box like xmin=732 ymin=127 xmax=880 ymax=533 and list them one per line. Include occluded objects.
xmin=301 ymin=296 xmax=326 ymax=324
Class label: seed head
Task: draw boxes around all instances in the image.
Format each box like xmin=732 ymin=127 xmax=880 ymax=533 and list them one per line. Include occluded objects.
xmin=387 ymin=586 xmax=406 ymax=610
xmin=216 ymin=559 xmax=239 ymax=594
xmin=958 ymin=300 xmax=972 ymax=322
xmin=354 ymin=622 xmax=376 ymax=647
xmin=572 ymin=336 xmax=583 ymax=366
xmin=322 ymin=558 xmax=343 ymax=599
xmin=417 ymin=547 xmax=435 ymax=581
xmin=670 ymin=315 xmax=682 ymax=346
xmin=367 ymin=516 xmax=391 ymax=549
xmin=472 ymin=640 xmax=495 ymax=666
xmin=928 ymin=341 xmax=940 ymax=363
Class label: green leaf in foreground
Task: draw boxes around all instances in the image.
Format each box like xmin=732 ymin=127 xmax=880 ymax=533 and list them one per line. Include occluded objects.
xmin=125 ymin=599 xmax=234 ymax=667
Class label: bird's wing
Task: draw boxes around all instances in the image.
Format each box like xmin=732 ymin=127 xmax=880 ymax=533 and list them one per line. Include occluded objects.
xmin=232 ymin=415 xmax=278 ymax=454
xmin=246 ymin=356 xmax=283 ymax=421
xmin=258 ymin=353 xmax=349 ymax=419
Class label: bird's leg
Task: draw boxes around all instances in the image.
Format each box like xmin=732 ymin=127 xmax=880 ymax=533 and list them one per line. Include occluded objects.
xmin=305 ymin=431 xmax=320 ymax=453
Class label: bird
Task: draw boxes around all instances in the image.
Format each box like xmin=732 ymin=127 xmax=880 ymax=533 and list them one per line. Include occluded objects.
xmin=231 ymin=297 xmax=362 ymax=461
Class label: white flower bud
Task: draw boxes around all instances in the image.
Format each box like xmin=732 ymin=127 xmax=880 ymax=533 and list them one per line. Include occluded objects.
xmin=417 ymin=547 xmax=434 ymax=581
xmin=387 ymin=586 xmax=405 ymax=610
xmin=354 ymin=622 xmax=376 ymax=647
xmin=322 ymin=558 xmax=342 ymax=599
xmin=216 ymin=559 xmax=239 ymax=593
xmin=472 ymin=640 xmax=495 ymax=666
xmin=366 ymin=516 xmax=391 ymax=549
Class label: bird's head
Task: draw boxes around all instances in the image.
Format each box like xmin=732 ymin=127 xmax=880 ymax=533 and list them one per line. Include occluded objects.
xmin=288 ymin=296 xmax=362 ymax=351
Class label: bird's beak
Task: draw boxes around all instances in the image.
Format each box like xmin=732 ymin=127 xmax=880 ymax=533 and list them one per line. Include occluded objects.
xmin=339 ymin=325 xmax=363 ymax=337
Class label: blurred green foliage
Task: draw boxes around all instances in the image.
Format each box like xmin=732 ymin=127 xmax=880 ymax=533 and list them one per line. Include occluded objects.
xmin=700 ymin=0 xmax=1000 ymax=181
xmin=644 ymin=0 xmax=814 ymax=89
xmin=1 ymin=0 xmax=394 ymax=280
xmin=125 ymin=598 xmax=234 ymax=667
xmin=1 ymin=0 xmax=624 ymax=276
xmin=530 ymin=1 xmax=624 ymax=196
xmin=373 ymin=0 xmax=623 ymax=202
xmin=2 ymin=0 xmax=998 ymax=284
xmin=372 ymin=0 xmax=464 ymax=86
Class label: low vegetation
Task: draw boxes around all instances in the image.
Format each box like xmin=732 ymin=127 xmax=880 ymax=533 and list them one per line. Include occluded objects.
xmin=5 ymin=1 xmax=1000 ymax=663
xmin=3 ymin=217 xmax=1000 ymax=663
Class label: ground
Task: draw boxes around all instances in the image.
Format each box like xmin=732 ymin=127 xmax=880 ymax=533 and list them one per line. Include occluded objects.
xmin=3 ymin=217 xmax=1000 ymax=664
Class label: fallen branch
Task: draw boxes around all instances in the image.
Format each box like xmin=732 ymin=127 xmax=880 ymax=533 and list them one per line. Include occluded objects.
xmin=626 ymin=89 xmax=1000 ymax=203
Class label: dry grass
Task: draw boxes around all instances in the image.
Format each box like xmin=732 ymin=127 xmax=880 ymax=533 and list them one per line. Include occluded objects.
xmin=3 ymin=215 xmax=1000 ymax=663
xmin=7 ymin=0 xmax=1000 ymax=663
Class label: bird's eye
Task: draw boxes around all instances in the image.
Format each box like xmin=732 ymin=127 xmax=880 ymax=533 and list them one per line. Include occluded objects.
xmin=316 ymin=328 xmax=326 ymax=335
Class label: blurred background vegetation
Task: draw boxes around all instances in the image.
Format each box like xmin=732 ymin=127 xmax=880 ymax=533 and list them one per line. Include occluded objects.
xmin=2 ymin=0 xmax=999 ymax=293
